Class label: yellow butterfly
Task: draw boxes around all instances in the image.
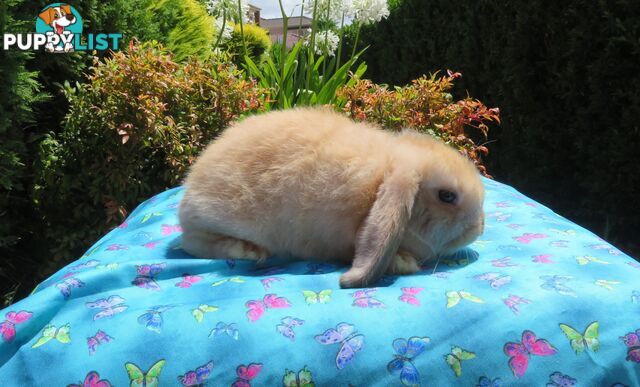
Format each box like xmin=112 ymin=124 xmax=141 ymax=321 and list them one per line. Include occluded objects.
xmin=471 ymin=240 xmax=491 ymax=248
xmin=211 ymin=277 xmax=246 ymax=287
xmin=192 ymin=304 xmax=219 ymax=323
xmin=32 ymin=324 xmax=71 ymax=348
xmin=575 ymin=256 xmax=609 ymax=265
xmin=595 ymin=280 xmax=620 ymax=291
xmin=446 ymin=291 xmax=484 ymax=308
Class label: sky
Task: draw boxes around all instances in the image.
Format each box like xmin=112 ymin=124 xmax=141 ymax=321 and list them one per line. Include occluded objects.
xmin=250 ymin=0 xmax=303 ymax=19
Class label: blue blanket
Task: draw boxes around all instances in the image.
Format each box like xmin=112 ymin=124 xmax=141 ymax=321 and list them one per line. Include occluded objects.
xmin=1 ymin=178 xmax=639 ymax=386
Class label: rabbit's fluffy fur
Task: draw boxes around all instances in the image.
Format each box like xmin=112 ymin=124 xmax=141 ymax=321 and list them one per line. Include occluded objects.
xmin=179 ymin=108 xmax=485 ymax=288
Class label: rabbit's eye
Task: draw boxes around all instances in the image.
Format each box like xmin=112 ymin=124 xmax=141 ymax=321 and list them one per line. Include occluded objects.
xmin=438 ymin=190 xmax=457 ymax=204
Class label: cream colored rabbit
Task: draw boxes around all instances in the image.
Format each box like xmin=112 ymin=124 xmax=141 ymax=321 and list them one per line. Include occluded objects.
xmin=179 ymin=107 xmax=485 ymax=288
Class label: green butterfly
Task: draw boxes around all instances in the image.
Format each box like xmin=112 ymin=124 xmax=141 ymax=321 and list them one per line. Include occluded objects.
xmin=125 ymin=359 xmax=166 ymax=387
xmin=211 ymin=277 xmax=246 ymax=287
xmin=576 ymin=255 xmax=609 ymax=265
xmin=140 ymin=212 xmax=163 ymax=223
xmin=283 ymin=366 xmax=315 ymax=387
xmin=595 ymin=279 xmax=620 ymax=291
xmin=31 ymin=324 xmax=71 ymax=348
xmin=192 ymin=304 xmax=219 ymax=323
xmin=559 ymin=321 xmax=600 ymax=354
xmin=445 ymin=291 xmax=484 ymax=308
xmin=302 ymin=290 xmax=332 ymax=305
xmin=444 ymin=346 xmax=476 ymax=377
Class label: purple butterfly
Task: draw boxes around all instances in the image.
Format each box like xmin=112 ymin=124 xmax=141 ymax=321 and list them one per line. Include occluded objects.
xmin=474 ymin=273 xmax=512 ymax=289
xmin=178 ymin=361 xmax=213 ymax=386
xmin=540 ymin=275 xmax=576 ymax=297
xmin=503 ymin=295 xmax=531 ymax=315
xmin=491 ymin=257 xmax=518 ymax=267
xmin=621 ymin=329 xmax=640 ymax=363
xmin=69 ymin=260 xmax=100 ymax=271
xmin=106 ymin=244 xmax=128 ymax=251
xmin=276 ymin=316 xmax=305 ymax=341
xmin=351 ymin=288 xmax=385 ymax=308
xmin=137 ymin=305 xmax=175 ymax=333
xmin=546 ymin=371 xmax=577 ymax=386
xmin=85 ymin=296 xmax=128 ymax=320
xmin=260 ymin=277 xmax=284 ymax=291
xmin=87 ymin=330 xmax=113 ymax=355
xmin=587 ymin=243 xmax=622 ymax=256
xmin=55 ymin=277 xmax=85 ymax=299
xmin=132 ymin=263 xmax=166 ymax=291
xmin=549 ymin=240 xmax=569 ymax=248
xmin=315 ymin=323 xmax=364 ymax=369
xmin=387 ymin=337 xmax=430 ymax=386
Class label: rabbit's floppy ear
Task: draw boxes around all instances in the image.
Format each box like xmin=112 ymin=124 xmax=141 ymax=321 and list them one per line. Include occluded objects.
xmin=340 ymin=168 xmax=419 ymax=288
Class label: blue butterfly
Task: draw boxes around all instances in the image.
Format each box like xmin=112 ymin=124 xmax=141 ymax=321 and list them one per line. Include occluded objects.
xmin=477 ymin=376 xmax=503 ymax=387
xmin=387 ymin=337 xmax=430 ymax=386
xmin=631 ymin=291 xmax=640 ymax=304
xmin=209 ymin=322 xmax=239 ymax=340
xmin=137 ymin=305 xmax=175 ymax=333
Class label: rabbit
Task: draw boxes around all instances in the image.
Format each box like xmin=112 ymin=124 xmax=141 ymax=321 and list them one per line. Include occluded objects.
xmin=178 ymin=107 xmax=485 ymax=288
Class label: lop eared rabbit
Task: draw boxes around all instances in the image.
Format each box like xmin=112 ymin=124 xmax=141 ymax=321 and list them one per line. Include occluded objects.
xmin=179 ymin=108 xmax=485 ymax=288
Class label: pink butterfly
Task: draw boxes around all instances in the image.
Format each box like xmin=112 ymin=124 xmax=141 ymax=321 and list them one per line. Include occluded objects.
xmin=232 ymin=363 xmax=262 ymax=387
xmin=118 ymin=222 xmax=129 ymax=229
xmin=507 ymin=224 xmax=523 ymax=229
xmin=161 ymin=224 xmax=182 ymax=236
xmin=532 ymin=254 xmax=555 ymax=264
xmin=491 ymin=257 xmax=518 ymax=267
xmin=132 ymin=263 xmax=165 ymax=291
xmin=504 ymin=330 xmax=557 ymax=378
xmin=628 ymin=262 xmax=640 ymax=269
xmin=245 ymin=294 xmax=291 ymax=322
xmin=398 ymin=287 xmax=424 ymax=306
xmin=524 ymin=202 xmax=538 ymax=208
xmin=68 ymin=371 xmax=111 ymax=387
xmin=260 ymin=277 xmax=284 ymax=290
xmin=87 ymin=330 xmax=113 ymax=355
xmin=514 ymin=233 xmax=548 ymax=244
xmin=495 ymin=201 xmax=514 ymax=208
xmin=0 ymin=310 xmax=32 ymax=342
xmin=473 ymin=273 xmax=512 ymax=289
xmin=144 ymin=242 xmax=159 ymax=249
xmin=502 ymin=295 xmax=531 ymax=315
xmin=175 ymin=274 xmax=203 ymax=288
xmin=352 ymin=288 xmax=385 ymax=308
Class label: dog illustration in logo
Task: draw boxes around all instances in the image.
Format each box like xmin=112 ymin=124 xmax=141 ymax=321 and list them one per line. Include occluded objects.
xmin=38 ymin=4 xmax=77 ymax=52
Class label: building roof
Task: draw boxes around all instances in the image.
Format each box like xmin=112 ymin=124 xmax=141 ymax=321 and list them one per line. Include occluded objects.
xmin=260 ymin=16 xmax=313 ymax=29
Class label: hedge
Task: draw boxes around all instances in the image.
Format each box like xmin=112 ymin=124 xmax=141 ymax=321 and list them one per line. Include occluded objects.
xmin=348 ymin=0 xmax=640 ymax=257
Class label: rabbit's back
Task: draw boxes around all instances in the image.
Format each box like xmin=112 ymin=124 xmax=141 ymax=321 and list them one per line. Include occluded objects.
xmin=180 ymin=108 xmax=396 ymax=260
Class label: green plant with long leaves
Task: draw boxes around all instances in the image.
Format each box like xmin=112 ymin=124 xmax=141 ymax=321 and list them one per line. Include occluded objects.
xmin=241 ymin=0 xmax=367 ymax=109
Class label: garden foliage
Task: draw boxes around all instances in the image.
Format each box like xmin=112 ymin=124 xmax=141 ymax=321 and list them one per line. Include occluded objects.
xmin=349 ymin=0 xmax=640 ymax=254
xmin=35 ymin=43 xmax=267 ymax=274
xmin=337 ymin=72 xmax=499 ymax=176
